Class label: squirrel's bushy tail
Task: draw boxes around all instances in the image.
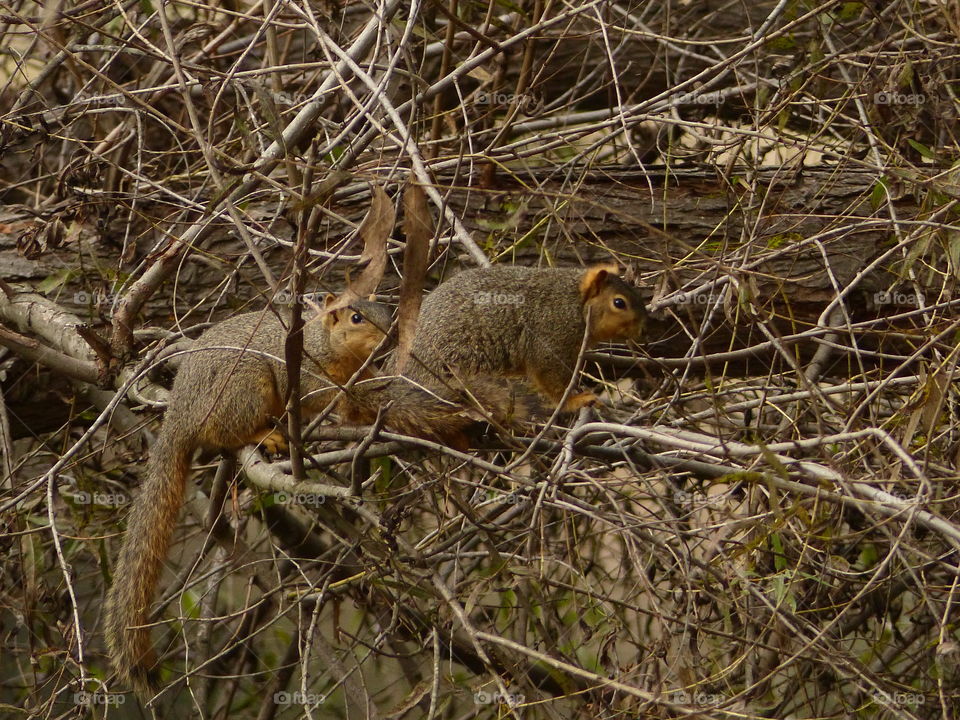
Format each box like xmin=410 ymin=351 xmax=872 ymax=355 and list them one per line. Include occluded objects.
xmin=341 ymin=373 xmax=529 ymax=449
xmin=105 ymin=427 xmax=193 ymax=696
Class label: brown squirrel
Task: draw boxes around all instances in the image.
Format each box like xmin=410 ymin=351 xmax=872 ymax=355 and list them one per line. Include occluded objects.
xmin=342 ymin=264 xmax=646 ymax=445
xmin=106 ymin=264 xmax=643 ymax=694
xmin=105 ymin=295 xmax=392 ymax=696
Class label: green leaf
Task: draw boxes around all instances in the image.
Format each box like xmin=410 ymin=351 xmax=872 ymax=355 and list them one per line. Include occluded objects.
xmin=373 ymin=457 xmax=393 ymax=492
xmin=497 ymin=589 xmax=517 ymax=626
xmin=907 ymin=138 xmax=935 ymax=159
xmin=180 ymin=589 xmax=200 ymax=619
xmin=870 ymin=177 xmax=889 ymax=209
xmin=766 ymin=35 xmax=797 ymax=52
xmin=770 ymin=573 xmax=797 ymax=612
xmin=777 ymin=107 xmax=791 ymax=132
xmin=770 ymin=533 xmax=787 ymax=571
xmin=897 ymin=59 xmax=914 ymax=88
xmin=837 ymin=2 xmax=863 ymax=21
xmin=768 ymin=232 xmax=802 ymax=249
xmin=494 ymin=0 xmax=524 ymax=13
xmin=37 ymin=269 xmax=74 ymax=293
xmin=583 ymin=605 xmax=606 ymax=629
xmin=856 ymin=543 xmax=879 ymax=569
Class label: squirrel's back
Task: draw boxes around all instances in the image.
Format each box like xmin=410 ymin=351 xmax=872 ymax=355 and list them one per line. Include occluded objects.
xmin=105 ymin=296 xmax=391 ymax=696
xmin=345 ymin=264 xmax=645 ymax=433
xmin=164 ymin=299 xmax=390 ymax=450
xmin=406 ymin=266 xmax=644 ymax=387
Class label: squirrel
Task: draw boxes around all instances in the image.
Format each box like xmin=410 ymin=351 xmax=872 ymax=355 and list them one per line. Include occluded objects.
xmin=105 ymin=295 xmax=392 ymax=696
xmin=106 ymin=264 xmax=643 ymax=692
xmin=342 ymin=264 xmax=646 ymax=446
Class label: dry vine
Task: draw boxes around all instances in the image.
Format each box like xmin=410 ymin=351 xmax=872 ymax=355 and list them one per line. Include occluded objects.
xmin=1 ymin=0 xmax=959 ymax=718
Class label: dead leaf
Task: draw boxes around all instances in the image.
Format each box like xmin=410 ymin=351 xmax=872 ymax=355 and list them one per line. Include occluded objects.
xmin=395 ymin=180 xmax=432 ymax=372
xmin=383 ymin=680 xmax=431 ymax=719
xmin=337 ymin=185 xmax=393 ymax=307
xmin=0 ymin=221 xmax=32 ymax=235
xmin=16 ymin=218 xmax=65 ymax=259
xmin=323 ymin=186 xmax=393 ymax=317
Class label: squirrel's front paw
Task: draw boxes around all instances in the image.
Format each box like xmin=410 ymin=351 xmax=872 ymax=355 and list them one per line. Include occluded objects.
xmin=253 ymin=428 xmax=288 ymax=454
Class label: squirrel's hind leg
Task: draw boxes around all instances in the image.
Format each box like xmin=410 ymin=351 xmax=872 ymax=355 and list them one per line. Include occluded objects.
xmin=560 ymin=391 xmax=600 ymax=413
xmin=528 ymin=366 xmax=598 ymax=414
xmin=192 ymin=364 xmax=287 ymax=451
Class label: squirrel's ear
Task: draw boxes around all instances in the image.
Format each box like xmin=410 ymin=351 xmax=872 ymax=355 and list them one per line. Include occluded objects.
xmin=368 ymin=293 xmax=377 ymax=301
xmin=322 ymin=308 xmax=340 ymax=329
xmin=580 ymin=264 xmax=619 ymax=300
xmin=323 ymin=293 xmax=337 ymax=309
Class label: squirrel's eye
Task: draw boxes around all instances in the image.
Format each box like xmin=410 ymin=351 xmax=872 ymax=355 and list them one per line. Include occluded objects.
xmin=350 ymin=313 xmax=364 ymax=324
xmin=613 ymin=297 xmax=627 ymax=310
